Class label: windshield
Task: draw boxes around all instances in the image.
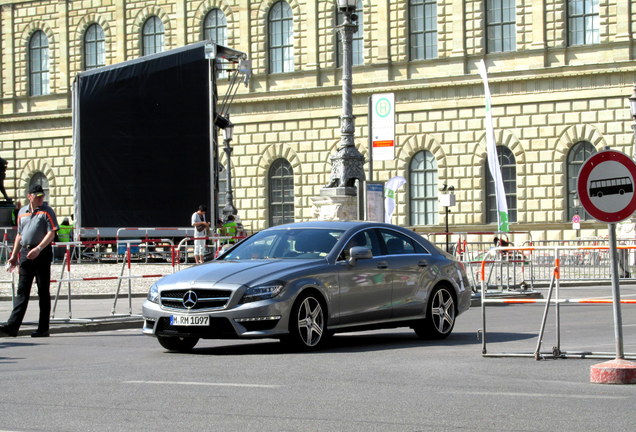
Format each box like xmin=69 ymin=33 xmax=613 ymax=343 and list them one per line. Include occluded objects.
xmin=220 ymin=228 xmax=344 ymax=260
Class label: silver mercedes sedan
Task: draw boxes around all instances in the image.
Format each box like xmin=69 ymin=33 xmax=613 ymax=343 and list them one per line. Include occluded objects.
xmin=142 ymin=221 xmax=471 ymax=352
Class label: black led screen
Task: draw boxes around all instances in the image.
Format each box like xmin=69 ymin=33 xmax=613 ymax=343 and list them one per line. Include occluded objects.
xmin=76 ymin=44 xmax=212 ymax=229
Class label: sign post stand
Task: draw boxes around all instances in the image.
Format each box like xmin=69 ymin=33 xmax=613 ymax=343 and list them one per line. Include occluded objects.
xmin=607 ymin=223 xmax=625 ymax=359
xmin=577 ymin=149 xmax=636 ymax=384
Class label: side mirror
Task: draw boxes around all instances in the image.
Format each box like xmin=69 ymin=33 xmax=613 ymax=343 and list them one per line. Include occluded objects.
xmin=348 ymin=246 xmax=372 ymax=265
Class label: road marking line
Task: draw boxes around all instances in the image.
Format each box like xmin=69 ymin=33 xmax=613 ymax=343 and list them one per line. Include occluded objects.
xmin=124 ymin=380 xmax=282 ymax=388
xmin=455 ymin=391 xmax=626 ymax=400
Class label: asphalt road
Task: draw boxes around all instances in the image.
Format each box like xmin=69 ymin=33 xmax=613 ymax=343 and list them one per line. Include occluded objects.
xmin=1 ymin=285 xmax=635 ymax=431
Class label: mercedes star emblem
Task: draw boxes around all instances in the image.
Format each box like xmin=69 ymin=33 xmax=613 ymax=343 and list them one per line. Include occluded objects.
xmin=182 ymin=290 xmax=198 ymax=309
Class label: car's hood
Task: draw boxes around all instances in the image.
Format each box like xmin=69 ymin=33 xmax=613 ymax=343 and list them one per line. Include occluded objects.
xmin=157 ymin=259 xmax=323 ymax=288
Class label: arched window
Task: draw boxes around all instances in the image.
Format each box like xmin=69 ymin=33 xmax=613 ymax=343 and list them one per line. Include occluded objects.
xmin=142 ymin=16 xmax=164 ymax=56
xmin=204 ymin=8 xmax=227 ymax=44
xmin=567 ymin=141 xmax=596 ymax=220
xmin=269 ymin=159 xmax=294 ymax=226
xmin=84 ymin=23 xmax=105 ymax=70
xmin=29 ymin=31 xmax=49 ymax=96
xmin=268 ymin=1 xmax=294 ymax=74
xmin=204 ymin=8 xmax=228 ymax=78
xmin=336 ymin=0 xmax=364 ymax=66
xmin=28 ymin=172 xmax=50 ymax=202
xmin=409 ymin=151 xmax=438 ymax=226
xmin=486 ymin=146 xmax=517 ymax=224
xmin=409 ymin=0 xmax=438 ymax=60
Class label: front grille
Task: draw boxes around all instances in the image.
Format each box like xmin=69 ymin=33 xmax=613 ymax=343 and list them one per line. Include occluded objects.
xmin=160 ymin=288 xmax=232 ymax=310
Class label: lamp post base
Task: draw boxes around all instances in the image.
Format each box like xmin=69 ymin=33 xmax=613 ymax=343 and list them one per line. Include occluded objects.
xmin=312 ymin=190 xmax=359 ymax=221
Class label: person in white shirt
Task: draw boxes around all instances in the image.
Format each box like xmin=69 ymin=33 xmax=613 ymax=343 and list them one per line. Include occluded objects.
xmin=191 ymin=204 xmax=210 ymax=264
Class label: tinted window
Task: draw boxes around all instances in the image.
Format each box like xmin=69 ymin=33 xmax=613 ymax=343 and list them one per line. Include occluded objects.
xmin=379 ymin=229 xmax=428 ymax=255
xmin=223 ymin=228 xmax=343 ymax=260
xmin=338 ymin=229 xmax=382 ymax=261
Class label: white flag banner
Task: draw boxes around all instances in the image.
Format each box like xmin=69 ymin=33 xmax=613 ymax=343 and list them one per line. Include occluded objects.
xmin=384 ymin=176 xmax=407 ymax=223
xmin=477 ymin=60 xmax=509 ymax=232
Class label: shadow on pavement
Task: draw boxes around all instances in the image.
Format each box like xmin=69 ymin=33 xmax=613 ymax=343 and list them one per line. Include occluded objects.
xmin=174 ymin=330 xmax=537 ymax=356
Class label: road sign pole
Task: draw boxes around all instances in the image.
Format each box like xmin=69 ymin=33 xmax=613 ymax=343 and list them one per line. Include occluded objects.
xmin=578 ymin=149 xmax=636 ymax=383
xmin=608 ymin=222 xmax=625 ymax=359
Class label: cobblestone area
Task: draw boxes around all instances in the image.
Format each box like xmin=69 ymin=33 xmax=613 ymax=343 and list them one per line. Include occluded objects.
xmin=0 ymin=261 xmax=188 ymax=297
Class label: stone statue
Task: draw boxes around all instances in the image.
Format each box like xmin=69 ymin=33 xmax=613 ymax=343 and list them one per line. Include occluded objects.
xmin=0 ymin=157 xmax=11 ymax=202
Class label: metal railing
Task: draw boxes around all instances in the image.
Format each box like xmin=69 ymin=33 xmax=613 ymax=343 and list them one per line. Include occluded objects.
xmin=479 ymin=245 xmax=636 ymax=360
xmin=175 ymin=234 xmax=246 ymax=269
xmin=50 ymin=241 xmax=175 ymax=320
xmin=425 ymin=232 xmax=636 ymax=291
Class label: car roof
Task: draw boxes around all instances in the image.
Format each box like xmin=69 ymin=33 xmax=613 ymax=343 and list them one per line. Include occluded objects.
xmin=266 ymin=221 xmax=400 ymax=231
xmin=264 ymin=221 xmax=426 ymax=241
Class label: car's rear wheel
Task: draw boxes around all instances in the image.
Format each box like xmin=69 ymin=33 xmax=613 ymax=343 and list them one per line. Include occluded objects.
xmin=287 ymin=292 xmax=327 ymax=350
xmin=157 ymin=335 xmax=199 ymax=352
xmin=413 ymin=286 xmax=456 ymax=339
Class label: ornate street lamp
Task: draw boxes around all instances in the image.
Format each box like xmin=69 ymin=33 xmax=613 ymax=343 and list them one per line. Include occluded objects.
xmin=222 ymin=122 xmax=237 ymax=217
xmin=572 ymin=193 xmax=580 ymax=213
xmin=439 ymin=184 xmax=456 ymax=253
xmin=325 ymin=0 xmax=365 ymax=191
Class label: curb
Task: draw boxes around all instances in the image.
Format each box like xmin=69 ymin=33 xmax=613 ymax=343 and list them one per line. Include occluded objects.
xmin=13 ymin=317 xmax=143 ymax=337
xmin=0 ymin=293 xmax=148 ymax=302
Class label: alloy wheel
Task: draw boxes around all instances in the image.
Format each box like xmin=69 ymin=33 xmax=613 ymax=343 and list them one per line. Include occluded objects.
xmin=430 ymin=288 xmax=455 ymax=334
xmin=296 ymin=296 xmax=324 ymax=347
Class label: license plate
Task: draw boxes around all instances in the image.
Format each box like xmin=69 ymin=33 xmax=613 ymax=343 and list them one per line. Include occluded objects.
xmin=170 ymin=315 xmax=209 ymax=326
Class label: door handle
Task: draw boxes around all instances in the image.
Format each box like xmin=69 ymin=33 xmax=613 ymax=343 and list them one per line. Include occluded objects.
xmin=418 ymin=260 xmax=428 ymax=267
xmin=377 ymin=261 xmax=388 ymax=269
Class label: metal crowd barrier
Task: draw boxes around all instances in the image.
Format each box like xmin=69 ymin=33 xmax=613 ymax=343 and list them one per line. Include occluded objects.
xmin=0 ymin=226 xmax=252 ymax=322
xmin=520 ymin=239 xmax=636 ymax=283
xmin=425 ymin=232 xmax=636 ymax=291
xmin=175 ymin=234 xmax=246 ymax=270
xmin=479 ymin=245 xmax=636 ymax=360
xmin=0 ymin=228 xmax=16 ymax=303
xmin=49 ymin=240 xmax=177 ymax=320
xmin=425 ymin=231 xmax=533 ymax=292
xmin=115 ymin=227 xmax=192 ymax=264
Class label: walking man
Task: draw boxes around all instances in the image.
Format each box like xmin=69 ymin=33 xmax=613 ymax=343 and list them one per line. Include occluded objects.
xmin=0 ymin=184 xmax=59 ymax=337
xmin=191 ymin=204 xmax=210 ymax=264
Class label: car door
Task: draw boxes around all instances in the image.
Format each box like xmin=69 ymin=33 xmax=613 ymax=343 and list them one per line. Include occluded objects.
xmin=378 ymin=229 xmax=432 ymax=319
xmin=336 ymin=229 xmax=392 ymax=325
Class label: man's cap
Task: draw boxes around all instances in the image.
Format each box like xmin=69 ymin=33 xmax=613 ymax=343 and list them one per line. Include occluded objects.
xmin=29 ymin=185 xmax=45 ymax=197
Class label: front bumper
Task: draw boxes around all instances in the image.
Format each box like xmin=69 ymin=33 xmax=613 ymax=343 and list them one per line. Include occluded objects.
xmin=141 ymin=299 xmax=291 ymax=340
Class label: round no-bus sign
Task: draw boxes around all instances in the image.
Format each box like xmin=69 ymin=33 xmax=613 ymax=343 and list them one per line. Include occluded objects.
xmin=577 ymin=149 xmax=636 ymax=223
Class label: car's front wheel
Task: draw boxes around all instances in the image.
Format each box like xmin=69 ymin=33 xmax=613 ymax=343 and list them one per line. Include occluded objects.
xmin=413 ymin=286 xmax=456 ymax=339
xmin=157 ymin=335 xmax=199 ymax=352
xmin=287 ymin=292 xmax=327 ymax=350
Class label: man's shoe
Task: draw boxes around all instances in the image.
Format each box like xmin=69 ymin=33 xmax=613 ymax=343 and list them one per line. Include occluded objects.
xmin=0 ymin=325 xmax=17 ymax=337
xmin=30 ymin=330 xmax=49 ymax=338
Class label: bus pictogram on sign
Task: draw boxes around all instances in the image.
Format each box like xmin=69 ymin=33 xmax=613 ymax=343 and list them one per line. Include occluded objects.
xmin=589 ymin=176 xmax=634 ymax=198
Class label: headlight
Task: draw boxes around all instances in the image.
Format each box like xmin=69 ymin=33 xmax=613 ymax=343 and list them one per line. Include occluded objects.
xmin=147 ymin=284 xmax=159 ymax=303
xmin=239 ymin=281 xmax=285 ymax=304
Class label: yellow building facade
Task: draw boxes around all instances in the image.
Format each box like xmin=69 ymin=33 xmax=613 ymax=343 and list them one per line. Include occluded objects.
xmin=1 ymin=0 xmax=635 ymax=242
